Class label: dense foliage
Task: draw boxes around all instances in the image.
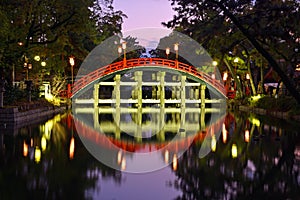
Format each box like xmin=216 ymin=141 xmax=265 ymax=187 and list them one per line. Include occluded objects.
xmin=164 ymin=0 xmax=300 ymax=103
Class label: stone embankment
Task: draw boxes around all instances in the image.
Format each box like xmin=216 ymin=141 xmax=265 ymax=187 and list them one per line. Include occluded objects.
xmin=0 ymin=103 xmax=66 ymax=131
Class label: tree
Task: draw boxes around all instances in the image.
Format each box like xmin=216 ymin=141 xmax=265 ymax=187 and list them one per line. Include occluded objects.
xmin=0 ymin=0 xmax=125 ymax=83
xmin=164 ymin=0 xmax=300 ymax=103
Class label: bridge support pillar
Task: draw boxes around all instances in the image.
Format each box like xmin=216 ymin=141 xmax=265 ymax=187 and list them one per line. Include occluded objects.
xmin=180 ymin=76 xmax=186 ymax=133
xmin=200 ymin=108 xmax=205 ymax=130
xmin=200 ymin=84 xmax=206 ymax=109
xmin=159 ymin=71 xmax=165 ymax=130
xmin=93 ymin=83 xmax=100 ymax=130
xmin=134 ymin=71 xmax=143 ymax=128
xmin=115 ymin=74 xmax=121 ymax=139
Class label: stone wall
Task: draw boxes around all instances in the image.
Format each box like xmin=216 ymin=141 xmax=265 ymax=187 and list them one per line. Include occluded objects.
xmin=0 ymin=106 xmax=66 ymax=131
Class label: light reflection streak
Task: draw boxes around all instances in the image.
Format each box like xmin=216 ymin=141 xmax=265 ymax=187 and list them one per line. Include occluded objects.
xmin=23 ymin=142 xmax=28 ymax=157
xmin=69 ymin=137 xmax=75 ymax=160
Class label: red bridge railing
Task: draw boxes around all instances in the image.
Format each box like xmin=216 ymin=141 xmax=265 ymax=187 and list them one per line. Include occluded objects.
xmin=71 ymin=58 xmax=226 ymax=97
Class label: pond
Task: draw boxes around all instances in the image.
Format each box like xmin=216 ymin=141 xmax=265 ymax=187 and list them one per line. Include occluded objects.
xmin=0 ymin=110 xmax=299 ymax=199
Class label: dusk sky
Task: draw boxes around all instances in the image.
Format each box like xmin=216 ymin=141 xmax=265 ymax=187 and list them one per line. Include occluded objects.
xmin=113 ymin=0 xmax=176 ymax=51
xmin=113 ymin=0 xmax=175 ymax=31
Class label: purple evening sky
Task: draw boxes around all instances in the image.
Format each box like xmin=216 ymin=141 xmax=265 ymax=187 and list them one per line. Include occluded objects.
xmin=113 ymin=0 xmax=175 ymax=31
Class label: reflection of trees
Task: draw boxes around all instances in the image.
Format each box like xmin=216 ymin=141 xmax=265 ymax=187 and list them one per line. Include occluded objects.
xmin=172 ymin=112 xmax=300 ymax=200
xmin=0 ymin=114 xmax=122 ymax=199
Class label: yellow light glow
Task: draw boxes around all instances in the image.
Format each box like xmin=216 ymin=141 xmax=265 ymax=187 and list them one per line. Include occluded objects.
xmin=231 ymin=144 xmax=238 ymax=158
xmin=212 ymin=61 xmax=218 ymax=66
xmin=234 ymin=57 xmax=239 ymax=63
xmin=251 ymin=94 xmax=261 ymax=102
xmin=222 ymin=123 xmax=227 ymax=143
xmin=211 ymin=135 xmax=217 ymax=152
xmin=122 ymin=42 xmax=127 ymax=50
xmin=245 ymin=130 xmax=250 ymax=143
xmin=164 ymin=150 xmax=169 ymax=164
xmin=174 ymin=43 xmax=179 ymax=51
xmin=251 ymin=118 xmax=261 ymax=127
xmin=69 ymin=57 xmax=75 ymax=66
xmin=41 ymin=61 xmax=46 ymax=67
xmin=121 ymin=157 xmax=126 ymax=170
xmin=118 ymin=46 xmax=122 ymax=54
xmin=34 ymin=55 xmax=40 ymax=61
xmin=23 ymin=142 xmax=28 ymax=157
xmin=246 ymin=73 xmax=250 ymax=80
xmin=35 ymin=147 xmax=41 ymax=163
xmin=117 ymin=150 xmax=122 ymax=164
xmin=223 ymin=72 xmax=228 ymax=81
xmin=69 ymin=137 xmax=75 ymax=160
xmin=165 ymin=47 xmax=170 ymax=55
xmin=172 ymin=154 xmax=178 ymax=171
xmin=41 ymin=136 xmax=47 ymax=151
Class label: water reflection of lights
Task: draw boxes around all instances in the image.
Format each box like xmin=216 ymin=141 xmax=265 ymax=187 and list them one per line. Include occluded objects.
xmin=121 ymin=157 xmax=126 ymax=170
xmin=117 ymin=150 xmax=122 ymax=164
xmin=69 ymin=137 xmax=75 ymax=160
xmin=172 ymin=154 xmax=178 ymax=171
xmin=41 ymin=136 xmax=47 ymax=151
xmin=211 ymin=135 xmax=217 ymax=152
xmin=231 ymin=144 xmax=238 ymax=158
xmin=222 ymin=123 xmax=227 ymax=143
xmin=23 ymin=142 xmax=28 ymax=157
xmin=244 ymin=130 xmax=250 ymax=143
xmin=164 ymin=150 xmax=170 ymax=164
xmin=35 ymin=147 xmax=41 ymax=163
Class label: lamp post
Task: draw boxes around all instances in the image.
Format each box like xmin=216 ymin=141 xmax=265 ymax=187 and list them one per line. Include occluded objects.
xmin=69 ymin=56 xmax=75 ymax=85
xmin=24 ymin=62 xmax=32 ymax=80
xmin=212 ymin=60 xmax=218 ymax=79
xmin=165 ymin=47 xmax=170 ymax=59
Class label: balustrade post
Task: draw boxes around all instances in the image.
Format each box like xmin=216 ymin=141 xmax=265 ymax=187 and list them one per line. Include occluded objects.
xmin=200 ymin=84 xmax=206 ymax=109
xmin=180 ymin=76 xmax=186 ymax=130
xmin=93 ymin=83 xmax=100 ymax=129
xmin=159 ymin=71 xmax=165 ymax=129
xmin=115 ymin=74 xmax=121 ymax=138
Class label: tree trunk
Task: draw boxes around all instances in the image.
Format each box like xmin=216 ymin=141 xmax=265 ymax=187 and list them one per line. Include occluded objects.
xmin=215 ymin=1 xmax=300 ymax=104
xmin=223 ymin=57 xmax=244 ymax=98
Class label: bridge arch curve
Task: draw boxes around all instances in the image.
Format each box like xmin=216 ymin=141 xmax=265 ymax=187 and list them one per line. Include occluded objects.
xmin=71 ymin=58 xmax=226 ymax=99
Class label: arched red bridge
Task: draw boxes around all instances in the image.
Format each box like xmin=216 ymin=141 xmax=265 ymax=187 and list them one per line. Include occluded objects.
xmin=71 ymin=58 xmax=226 ymax=98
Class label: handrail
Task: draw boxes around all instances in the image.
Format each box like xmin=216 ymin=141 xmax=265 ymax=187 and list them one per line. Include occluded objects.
xmin=71 ymin=58 xmax=225 ymax=97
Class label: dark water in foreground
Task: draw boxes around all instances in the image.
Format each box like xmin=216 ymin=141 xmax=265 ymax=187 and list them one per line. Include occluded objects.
xmin=0 ymin=111 xmax=299 ymax=200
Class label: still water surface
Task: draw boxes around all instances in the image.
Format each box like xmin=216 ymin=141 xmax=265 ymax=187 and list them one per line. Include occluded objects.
xmin=0 ymin=111 xmax=299 ymax=199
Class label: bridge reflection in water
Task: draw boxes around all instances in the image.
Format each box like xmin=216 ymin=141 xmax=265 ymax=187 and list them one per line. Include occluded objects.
xmin=72 ymin=107 xmax=225 ymax=172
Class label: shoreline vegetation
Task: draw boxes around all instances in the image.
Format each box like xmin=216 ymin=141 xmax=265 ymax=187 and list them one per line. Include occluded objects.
xmin=228 ymin=95 xmax=300 ymax=122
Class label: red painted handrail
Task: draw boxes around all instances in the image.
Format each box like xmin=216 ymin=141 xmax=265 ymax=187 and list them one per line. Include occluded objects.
xmin=71 ymin=58 xmax=225 ymax=97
